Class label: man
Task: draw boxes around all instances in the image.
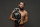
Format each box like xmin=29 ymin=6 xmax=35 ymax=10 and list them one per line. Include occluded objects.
xmin=9 ymin=1 xmax=28 ymax=27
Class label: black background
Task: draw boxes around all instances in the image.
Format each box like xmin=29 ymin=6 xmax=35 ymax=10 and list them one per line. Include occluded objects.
xmin=0 ymin=0 xmax=40 ymax=27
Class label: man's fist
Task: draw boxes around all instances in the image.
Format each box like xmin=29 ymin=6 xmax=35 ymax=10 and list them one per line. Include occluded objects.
xmin=19 ymin=21 xmax=24 ymax=24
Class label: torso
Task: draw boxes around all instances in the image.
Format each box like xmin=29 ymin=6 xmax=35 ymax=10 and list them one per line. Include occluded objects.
xmin=19 ymin=10 xmax=26 ymax=21
xmin=13 ymin=9 xmax=26 ymax=22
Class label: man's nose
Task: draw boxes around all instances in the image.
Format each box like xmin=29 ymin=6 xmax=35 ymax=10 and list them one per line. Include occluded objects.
xmin=20 ymin=5 xmax=22 ymax=6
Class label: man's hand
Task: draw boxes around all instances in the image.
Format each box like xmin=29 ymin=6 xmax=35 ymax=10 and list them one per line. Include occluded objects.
xmin=13 ymin=19 xmax=17 ymax=21
xmin=19 ymin=21 xmax=24 ymax=24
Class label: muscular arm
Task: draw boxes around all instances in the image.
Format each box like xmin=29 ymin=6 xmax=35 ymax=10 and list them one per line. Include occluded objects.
xmin=20 ymin=11 xmax=28 ymax=24
xmin=23 ymin=11 xmax=28 ymax=24
xmin=9 ymin=9 xmax=16 ymax=21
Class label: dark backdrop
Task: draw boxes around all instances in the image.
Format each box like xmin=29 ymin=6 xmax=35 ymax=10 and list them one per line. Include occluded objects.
xmin=0 ymin=0 xmax=40 ymax=27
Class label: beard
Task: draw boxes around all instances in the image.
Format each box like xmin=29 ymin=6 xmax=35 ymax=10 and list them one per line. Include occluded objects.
xmin=19 ymin=6 xmax=24 ymax=10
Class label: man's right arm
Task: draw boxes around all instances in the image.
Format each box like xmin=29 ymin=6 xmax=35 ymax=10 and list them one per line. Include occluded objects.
xmin=9 ymin=9 xmax=16 ymax=21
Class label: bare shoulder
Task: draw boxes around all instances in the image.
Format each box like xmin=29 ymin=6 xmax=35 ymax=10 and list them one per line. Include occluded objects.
xmin=24 ymin=10 xmax=28 ymax=14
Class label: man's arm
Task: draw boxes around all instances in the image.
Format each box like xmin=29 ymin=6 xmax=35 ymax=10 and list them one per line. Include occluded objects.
xmin=20 ymin=11 xmax=28 ymax=24
xmin=23 ymin=11 xmax=28 ymax=24
xmin=9 ymin=9 xmax=16 ymax=21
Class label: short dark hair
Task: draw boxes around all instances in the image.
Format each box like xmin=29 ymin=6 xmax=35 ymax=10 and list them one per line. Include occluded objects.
xmin=19 ymin=1 xmax=25 ymax=6
xmin=19 ymin=1 xmax=24 ymax=4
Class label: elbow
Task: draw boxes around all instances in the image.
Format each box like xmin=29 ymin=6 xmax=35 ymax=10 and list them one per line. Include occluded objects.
xmin=27 ymin=19 xmax=28 ymax=22
xmin=26 ymin=20 xmax=28 ymax=23
xmin=27 ymin=20 xmax=28 ymax=22
xmin=26 ymin=19 xmax=28 ymax=23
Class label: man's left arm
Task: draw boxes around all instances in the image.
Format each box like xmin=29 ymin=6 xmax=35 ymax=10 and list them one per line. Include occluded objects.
xmin=23 ymin=11 xmax=28 ymax=24
xmin=20 ymin=11 xmax=28 ymax=24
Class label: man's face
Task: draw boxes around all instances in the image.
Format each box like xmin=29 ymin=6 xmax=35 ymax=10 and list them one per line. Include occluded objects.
xmin=18 ymin=2 xmax=24 ymax=8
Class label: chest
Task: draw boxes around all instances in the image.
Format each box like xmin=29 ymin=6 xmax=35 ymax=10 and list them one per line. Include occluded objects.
xmin=19 ymin=11 xmax=25 ymax=17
